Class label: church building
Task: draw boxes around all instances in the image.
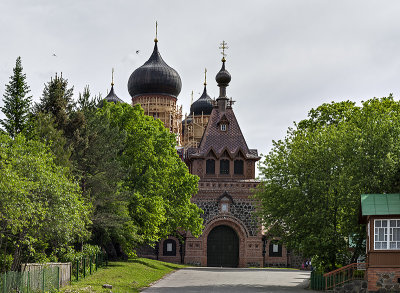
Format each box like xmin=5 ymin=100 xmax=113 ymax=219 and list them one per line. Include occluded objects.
xmin=116 ymin=35 xmax=297 ymax=268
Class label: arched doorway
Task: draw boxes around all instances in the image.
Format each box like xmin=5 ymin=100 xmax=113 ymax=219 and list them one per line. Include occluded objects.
xmin=207 ymin=225 xmax=239 ymax=267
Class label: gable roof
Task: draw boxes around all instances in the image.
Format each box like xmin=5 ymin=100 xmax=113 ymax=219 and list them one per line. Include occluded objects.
xmin=188 ymin=107 xmax=260 ymax=160
xmin=361 ymin=194 xmax=400 ymax=216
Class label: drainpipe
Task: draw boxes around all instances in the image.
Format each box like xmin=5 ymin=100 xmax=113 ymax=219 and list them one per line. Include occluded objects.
xmin=262 ymin=236 xmax=266 ymax=268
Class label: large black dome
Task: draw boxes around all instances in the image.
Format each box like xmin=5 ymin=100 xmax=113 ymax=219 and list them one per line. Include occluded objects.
xmin=190 ymin=85 xmax=213 ymax=115
xmin=128 ymin=41 xmax=182 ymax=98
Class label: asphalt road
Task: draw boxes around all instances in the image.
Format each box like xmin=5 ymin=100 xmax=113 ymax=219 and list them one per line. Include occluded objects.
xmin=141 ymin=267 xmax=317 ymax=292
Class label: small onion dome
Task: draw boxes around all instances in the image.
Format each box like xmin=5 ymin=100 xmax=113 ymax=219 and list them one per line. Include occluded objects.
xmin=104 ymin=85 xmax=124 ymax=104
xmin=128 ymin=41 xmax=182 ymax=98
xmin=190 ymin=85 xmax=213 ymax=115
xmin=215 ymin=60 xmax=231 ymax=86
xmin=182 ymin=116 xmax=193 ymax=125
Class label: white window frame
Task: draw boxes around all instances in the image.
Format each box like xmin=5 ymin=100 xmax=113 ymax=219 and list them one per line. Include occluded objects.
xmin=220 ymin=124 xmax=227 ymax=131
xmin=374 ymin=219 xmax=400 ymax=250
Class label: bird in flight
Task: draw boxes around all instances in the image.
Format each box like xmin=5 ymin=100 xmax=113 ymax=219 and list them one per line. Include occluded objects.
xmin=136 ymin=50 xmax=140 ymax=54
xmin=52 ymin=53 xmax=57 ymax=57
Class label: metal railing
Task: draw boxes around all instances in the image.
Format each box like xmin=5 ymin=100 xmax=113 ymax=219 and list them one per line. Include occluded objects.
xmin=323 ymin=262 xmax=366 ymax=290
xmin=72 ymin=252 xmax=108 ymax=281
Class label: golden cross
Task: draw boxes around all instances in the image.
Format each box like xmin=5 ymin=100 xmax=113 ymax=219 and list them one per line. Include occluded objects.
xmin=111 ymin=68 xmax=114 ymax=86
xmin=204 ymin=68 xmax=207 ymax=85
xmin=219 ymin=40 xmax=228 ymax=60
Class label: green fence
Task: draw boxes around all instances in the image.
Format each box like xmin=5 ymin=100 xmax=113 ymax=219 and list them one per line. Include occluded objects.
xmin=0 ymin=266 xmax=59 ymax=293
xmin=310 ymin=271 xmax=326 ymax=290
xmin=72 ymin=252 xmax=107 ymax=281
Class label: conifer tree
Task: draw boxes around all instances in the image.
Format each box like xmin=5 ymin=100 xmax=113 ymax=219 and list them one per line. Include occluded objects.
xmin=35 ymin=73 xmax=74 ymax=130
xmin=0 ymin=57 xmax=32 ymax=137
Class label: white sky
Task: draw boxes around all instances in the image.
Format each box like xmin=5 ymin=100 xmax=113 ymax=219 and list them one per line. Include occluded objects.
xmin=1 ymin=0 xmax=400 ymax=168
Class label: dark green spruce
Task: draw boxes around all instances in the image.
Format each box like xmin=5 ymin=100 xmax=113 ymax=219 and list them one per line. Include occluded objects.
xmin=0 ymin=57 xmax=32 ymax=137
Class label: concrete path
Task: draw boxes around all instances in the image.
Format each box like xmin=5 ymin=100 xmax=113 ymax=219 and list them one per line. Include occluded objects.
xmin=141 ymin=267 xmax=317 ymax=292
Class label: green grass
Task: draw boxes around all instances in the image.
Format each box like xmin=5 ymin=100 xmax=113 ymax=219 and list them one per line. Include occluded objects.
xmin=62 ymin=258 xmax=187 ymax=293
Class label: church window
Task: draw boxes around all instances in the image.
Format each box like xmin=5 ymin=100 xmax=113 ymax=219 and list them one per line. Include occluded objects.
xmin=163 ymin=239 xmax=176 ymax=256
xmin=234 ymin=160 xmax=244 ymax=175
xmin=206 ymin=159 xmax=215 ymax=174
xmin=269 ymin=241 xmax=282 ymax=257
xmin=221 ymin=203 xmax=229 ymax=212
xmin=220 ymin=124 xmax=227 ymax=131
xmin=220 ymin=159 xmax=230 ymax=174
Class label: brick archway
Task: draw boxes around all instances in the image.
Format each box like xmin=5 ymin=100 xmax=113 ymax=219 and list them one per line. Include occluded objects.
xmin=202 ymin=216 xmax=248 ymax=267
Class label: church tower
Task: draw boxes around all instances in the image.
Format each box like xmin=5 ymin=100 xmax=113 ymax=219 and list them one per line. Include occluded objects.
xmin=182 ymin=69 xmax=213 ymax=149
xmin=127 ymin=30 xmax=183 ymax=142
xmin=183 ymin=43 xmax=263 ymax=267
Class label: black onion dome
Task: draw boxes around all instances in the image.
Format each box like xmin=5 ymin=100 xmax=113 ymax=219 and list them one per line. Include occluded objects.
xmin=104 ymin=85 xmax=124 ymax=104
xmin=215 ymin=61 xmax=231 ymax=86
xmin=99 ymin=85 xmax=124 ymax=107
xmin=190 ymin=85 xmax=213 ymax=115
xmin=128 ymin=42 xmax=182 ymax=98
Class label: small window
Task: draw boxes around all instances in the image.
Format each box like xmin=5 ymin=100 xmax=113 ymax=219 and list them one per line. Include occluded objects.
xmin=220 ymin=159 xmax=230 ymax=174
xmin=206 ymin=159 xmax=215 ymax=174
xmin=163 ymin=239 xmax=176 ymax=256
xmin=221 ymin=203 xmax=229 ymax=212
xmin=167 ymin=243 xmax=173 ymax=252
xmin=220 ymin=124 xmax=227 ymax=131
xmin=269 ymin=241 xmax=282 ymax=257
xmin=234 ymin=160 xmax=244 ymax=175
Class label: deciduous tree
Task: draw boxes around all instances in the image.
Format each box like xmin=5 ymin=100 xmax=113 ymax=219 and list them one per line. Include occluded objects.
xmin=255 ymin=96 xmax=400 ymax=272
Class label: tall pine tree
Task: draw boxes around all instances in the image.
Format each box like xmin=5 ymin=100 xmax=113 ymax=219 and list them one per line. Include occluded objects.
xmin=1 ymin=57 xmax=32 ymax=138
xmin=35 ymin=72 xmax=74 ymax=131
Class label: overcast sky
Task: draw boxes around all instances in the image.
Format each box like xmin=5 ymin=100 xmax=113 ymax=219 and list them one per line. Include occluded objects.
xmin=1 ymin=0 xmax=400 ymax=167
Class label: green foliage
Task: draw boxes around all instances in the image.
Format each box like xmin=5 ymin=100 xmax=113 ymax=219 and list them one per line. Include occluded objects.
xmin=0 ymin=57 xmax=32 ymax=137
xmin=100 ymin=102 xmax=203 ymax=243
xmin=255 ymin=96 xmax=400 ymax=272
xmin=0 ymin=133 xmax=91 ymax=271
xmin=35 ymin=73 xmax=74 ymax=131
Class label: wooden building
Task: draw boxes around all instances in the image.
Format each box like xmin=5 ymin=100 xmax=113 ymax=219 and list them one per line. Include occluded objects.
xmin=361 ymin=193 xmax=400 ymax=292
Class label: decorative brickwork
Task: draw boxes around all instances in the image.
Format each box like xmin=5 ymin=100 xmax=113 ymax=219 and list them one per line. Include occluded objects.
xmin=196 ymin=198 xmax=258 ymax=236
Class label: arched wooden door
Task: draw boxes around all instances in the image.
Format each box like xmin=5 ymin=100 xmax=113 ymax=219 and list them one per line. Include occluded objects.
xmin=207 ymin=225 xmax=239 ymax=267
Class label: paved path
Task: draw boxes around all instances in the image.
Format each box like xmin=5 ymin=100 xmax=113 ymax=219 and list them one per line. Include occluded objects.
xmin=141 ymin=267 xmax=317 ymax=292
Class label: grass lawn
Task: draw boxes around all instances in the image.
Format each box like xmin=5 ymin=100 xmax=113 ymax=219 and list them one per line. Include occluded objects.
xmin=61 ymin=258 xmax=187 ymax=293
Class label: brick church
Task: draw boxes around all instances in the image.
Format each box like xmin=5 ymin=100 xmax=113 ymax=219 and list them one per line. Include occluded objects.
xmin=105 ymin=36 xmax=299 ymax=268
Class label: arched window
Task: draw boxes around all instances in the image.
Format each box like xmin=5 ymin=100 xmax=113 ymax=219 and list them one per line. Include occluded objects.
xmin=206 ymin=159 xmax=215 ymax=174
xmin=220 ymin=159 xmax=230 ymax=174
xmin=234 ymin=160 xmax=244 ymax=175
xmin=163 ymin=239 xmax=176 ymax=256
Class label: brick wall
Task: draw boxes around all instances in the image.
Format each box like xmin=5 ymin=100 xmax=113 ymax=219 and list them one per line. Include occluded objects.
xmin=367 ymin=267 xmax=400 ymax=292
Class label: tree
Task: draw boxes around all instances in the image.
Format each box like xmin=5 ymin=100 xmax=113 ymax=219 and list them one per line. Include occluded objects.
xmin=35 ymin=73 xmax=74 ymax=131
xmin=0 ymin=133 xmax=91 ymax=271
xmin=101 ymin=102 xmax=203 ymax=244
xmin=255 ymin=96 xmax=400 ymax=272
xmin=0 ymin=57 xmax=32 ymax=137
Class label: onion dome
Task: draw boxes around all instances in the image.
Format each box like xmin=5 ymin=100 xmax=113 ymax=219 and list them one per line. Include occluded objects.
xmin=104 ymin=85 xmax=124 ymax=104
xmin=99 ymin=70 xmax=124 ymax=107
xmin=128 ymin=40 xmax=182 ymax=98
xmin=215 ymin=59 xmax=231 ymax=87
xmin=190 ymin=85 xmax=213 ymax=115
